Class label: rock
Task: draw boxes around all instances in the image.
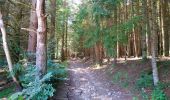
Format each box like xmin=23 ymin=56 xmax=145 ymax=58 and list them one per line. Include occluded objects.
xmin=64 ymin=83 xmax=70 ymax=86
xmin=74 ymin=89 xmax=83 ymax=95
xmin=70 ymin=87 xmax=75 ymax=90
xmin=108 ymin=92 xmax=112 ymax=96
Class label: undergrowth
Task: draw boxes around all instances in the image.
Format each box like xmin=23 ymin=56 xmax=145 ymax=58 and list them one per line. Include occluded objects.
xmin=135 ymin=71 xmax=168 ymax=100
xmin=0 ymin=85 xmax=15 ymax=98
xmin=111 ymin=61 xmax=170 ymax=100
xmin=4 ymin=59 xmax=68 ymax=100
xmin=135 ymin=71 xmax=153 ymax=89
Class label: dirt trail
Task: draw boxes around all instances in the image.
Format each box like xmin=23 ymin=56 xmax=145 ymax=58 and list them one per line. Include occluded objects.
xmin=67 ymin=60 xmax=133 ymax=100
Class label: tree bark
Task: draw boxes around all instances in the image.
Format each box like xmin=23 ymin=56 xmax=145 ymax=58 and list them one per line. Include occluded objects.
xmin=49 ymin=0 xmax=56 ymax=59
xmin=95 ymin=42 xmax=102 ymax=65
xmin=162 ymin=0 xmax=169 ymax=56
xmin=36 ymin=0 xmax=47 ymax=75
xmin=61 ymin=21 xmax=65 ymax=62
xmin=150 ymin=0 xmax=159 ymax=86
xmin=141 ymin=0 xmax=147 ymax=59
xmin=65 ymin=18 xmax=68 ymax=59
xmin=28 ymin=0 xmax=38 ymax=62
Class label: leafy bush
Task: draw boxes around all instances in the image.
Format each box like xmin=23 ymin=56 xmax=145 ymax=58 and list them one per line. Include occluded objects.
xmin=151 ymin=87 xmax=167 ymax=100
xmin=136 ymin=72 xmax=153 ymax=89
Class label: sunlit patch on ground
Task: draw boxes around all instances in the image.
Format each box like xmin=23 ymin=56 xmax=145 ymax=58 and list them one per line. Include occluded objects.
xmin=68 ymin=60 xmax=133 ymax=100
xmin=92 ymin=64 xmax=107 ymax=70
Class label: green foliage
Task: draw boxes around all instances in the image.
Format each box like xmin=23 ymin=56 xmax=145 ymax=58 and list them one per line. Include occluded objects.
xmin=140 ymin=88 xmax=149 ymax=100
xmin=9 ymin=74 xmax=55 ymax=100
xmin=0 ymin=85 xmax=15 ymax=98
xmin=0 ymin=59 xmax=7 ymax=67
xmin=47 ymin=38 xmax=57 ymax=59
xmin=151 ymin=87 xmax=168 ymax=100
xmin=0 ymin=0 xmax=5 ymax=5
xmin=9 ymin=60 xmax=67 ymax=100
xmin=72 ymin=0 xmax=141 ymax=58
xmin=136 ymin=72 xmax=153 ymax=89
xmin=47 ymin=60 xmax=68 ymax=80
xmin=9 ymin=64 xmax=55 ymax=100
xmin=136 ymin=72 xmax=168 ymax=100
xmin=132 ymin=96 xmax=139 ymax=100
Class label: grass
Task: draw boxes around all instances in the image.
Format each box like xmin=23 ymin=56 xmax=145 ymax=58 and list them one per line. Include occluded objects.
xmin=0 ymin=85 xmax=15 ymax=98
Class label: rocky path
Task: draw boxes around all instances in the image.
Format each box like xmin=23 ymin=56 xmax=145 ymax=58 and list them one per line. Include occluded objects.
xmin=67 ymin=60 xmax=133 ymax=100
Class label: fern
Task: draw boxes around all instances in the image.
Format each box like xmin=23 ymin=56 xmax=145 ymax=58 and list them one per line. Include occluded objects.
xmin=9 ymin=60 xmax=67 ymax=100
xmin=9 ymin=74 xmax=55 ymax=100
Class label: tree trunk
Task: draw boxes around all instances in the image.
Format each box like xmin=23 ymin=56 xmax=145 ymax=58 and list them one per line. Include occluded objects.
xmin=28 ymin=0 xmax=38 ymax=62
xmin=0 ymin=12 xmax=22 ymax=91
xmin=49 ymin=0 xmax=56 ymax=59
xmin=162 ymin=0 xmax=169 ymax=56
xmin=36 ymin=0 xmax=47 ymax=75
xmin=61 ymin=24 xmax=65 ymax=61
xmin=65 ymin=18 xmax=68 ymax=59
xmin=141 ymin=0 xmax=147 ymax=59
xmin=95 ymin=42 xmax=102 ymax=65
xmin=150 ymin=0 xmax=159 ymax=86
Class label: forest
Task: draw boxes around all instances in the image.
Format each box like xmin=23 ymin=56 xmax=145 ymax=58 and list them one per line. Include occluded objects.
xmin=0 ymin=0 xmax=170 ymax=100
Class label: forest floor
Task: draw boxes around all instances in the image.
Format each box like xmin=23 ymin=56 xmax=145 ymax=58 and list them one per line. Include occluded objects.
xmin=52 ymin=57 xmax=170 ymax=100
xmin=1 ymin=58 xmax=170 ymax=99
xmin=52 ymin=59 xmax=134 ymax=100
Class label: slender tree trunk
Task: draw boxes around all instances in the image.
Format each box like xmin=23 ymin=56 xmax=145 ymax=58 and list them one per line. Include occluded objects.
xmin=36 ymin=0 xmax=47 ymax=75
xmin=162 ymin=0 xmax=169 ymax=56
xmin=61 ymin=23 xmax=65 ymax=61
xmin=49 ymin=0 xmax=56 ymax=59
xmin=146 ymin=0 xmax=152 ymax=56
xmin=0 ymin=12 xmax=22 ymax=91
xmin=56 ymin=38 xmax=59 ymax=59
xmin=141 ymin=0 xmax=147 ymax=59
xmin=150 ymin=0 xmax=159 ymax=86
xmin=136 ymin=0 xmax=142 ymax=57
xmin=28 ymin=0 xmax=38 ymax=62
xmin=114 ymin=5 xmax=118 ymax=64
xmin=65 ymin=18 xmax=68 ymax=59
xmin=159 ymin=0 xmax=163 ymax=56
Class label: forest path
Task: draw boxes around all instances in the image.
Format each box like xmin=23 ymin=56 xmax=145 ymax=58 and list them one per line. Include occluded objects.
xmin=67 ymin=59 xmax=133 ymax=100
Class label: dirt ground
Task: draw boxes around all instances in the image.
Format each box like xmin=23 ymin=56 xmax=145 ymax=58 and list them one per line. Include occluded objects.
xmin=52 ymin=57 xmax=170 ymax=100
xmin=53 ymin=59 xmax=134 ymax=100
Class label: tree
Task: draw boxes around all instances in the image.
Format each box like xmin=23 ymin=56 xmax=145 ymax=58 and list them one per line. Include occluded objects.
xmin=162 ymin=0 xmax=169 ymax=56
xmin=150 ymin=0 xmax=159 ymax=86
xmin=0 ymin=11 xmax=22 ymax=90
xmin=141 ymin=0 xmax=147 ymax=59
xmin=27 ymin=0 xmax=38 ymax=61
xmin=49 ymin=0 xmax=56 ymax=59
xmin=36 ymin=0 xmax=47 ymax=75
